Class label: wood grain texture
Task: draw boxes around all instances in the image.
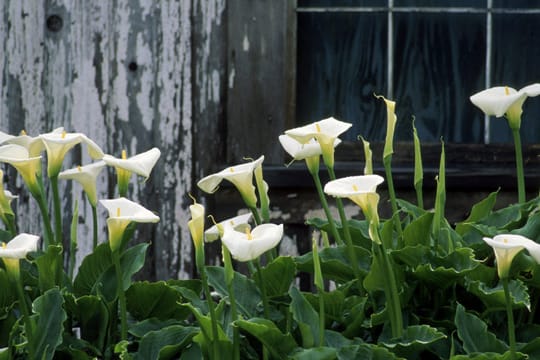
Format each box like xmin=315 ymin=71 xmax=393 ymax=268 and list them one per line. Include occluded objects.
xmin=0 ymin=1 xmax=195 ymax=279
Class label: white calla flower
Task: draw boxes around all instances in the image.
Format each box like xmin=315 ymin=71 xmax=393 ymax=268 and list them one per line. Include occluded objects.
xmin=103 ymin=147 xmax=161 ymax=180
xmin=221 ymin=222 xmax=283 ymax=262
xmin=205 ymin=213 xmax=252 ymax=243
xmin=59 ymin=161 xmax=106 ymax=206
xmin=483 ymin=234 xmax=536 ymax=279
xmin=0 ymin=233 xmax=40 ymax=259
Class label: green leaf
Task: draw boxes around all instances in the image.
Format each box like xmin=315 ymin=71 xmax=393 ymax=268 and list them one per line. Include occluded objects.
xmin=403 ymin=212 xmax=434 ymax=247
xmin=379 ymin=325 xmax=446 ymax=358
xmin=73 ymin=243 xmax=148 ymax=301
xmin=258 ymin=256 xmax=296 ymax=297
xmin=74 ymin=295 xmax=109 ymax=351
xmin=412 ymin=248 xmax=479 ymax=288
xmin=34 ymin=244 xmax=63 ymax=292
xmin=129 ymin=318 xmax=181 ymax=338
xmin=305 ymin=289 xmax=345 ymax=325
xmin=134 ymin=325 xmax=198 ymax=360
xmin=466 ymin=279 xmax=530 ymax=311
xmin=450 ymin=352 xmax=527 ymax=359
xmin=235 ymin=318 xmax=298 ymax=359
xmin=290 ymin=346 xmax=337 ymax=360
xmin=397 ymin=199 xmax=427 ymax=220
xmin=454 ymin=303 xmax=508 ymax=354
xmin=337 ymin=344 xmax=402 ymax=360
xmin=126 ymin=281 xmax=191 ymax=321
xmin=289 ymin=286 xmax=320 ymax=348
xmin=295 ymin=245 xmax=371 ymax=283
xmin=456 ymin=191 xmax=499 ymax=236
xmin=511 ymin=211 xmax=540 ymax=240
xmin=28 ymin=288 xmax=67 ymax=360
xmin=205 ymin=266 xmax=261 ymax=318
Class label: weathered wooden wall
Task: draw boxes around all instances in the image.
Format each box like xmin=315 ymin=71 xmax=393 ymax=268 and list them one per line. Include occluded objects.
xmin=0 ymin=0 xmax=221 ymax=280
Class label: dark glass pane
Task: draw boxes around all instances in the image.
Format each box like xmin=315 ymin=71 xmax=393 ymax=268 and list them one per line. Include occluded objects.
xmin=490 ymin=13 xmax=540 ymax=144
xmin=296 ymin=12 xmax=388 ymax=141
xmin=493 ymin=0 xmax=539 ymax=8
xmin=393 ymin=13 xmax=485 ymax=143
xmin=298 ymin=0 xmax=386 ymax=7
xmin=395 ymin=0 xmax=486 ymax=7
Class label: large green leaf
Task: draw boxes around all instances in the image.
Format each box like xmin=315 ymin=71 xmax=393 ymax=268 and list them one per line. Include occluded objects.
xmin=403 ymin=212 xmax=434 ymax=247
xmin=28 ymin=288 xmax=67 ymax=360
xmin=257 ymin=256 xmax=296 ymax=297
xmin=451 ymin=352 xmax=526 ymax=359
xmin=306 ymin=218 xmax=373 ymax=250
xmin=295 ymin=245 xmax=371 ymax=283
xmin=412 ymin=248 xmax=479 ymax=288
xmin=289 ymin=286 xmax=320 ymax=348
xmin=455 ymin=191 xmax=499 ymax=236
xmin=304 ymin=289 xmax=345 ymax=325
xmin=74 ymin=295 xmax=109 ymax=352
xmin=129 ymin=318 xmax=181 ymax=338
xmin=290 ymin=347 xmax=337 ymax=359
xmin=134 ymin=325 xmax=198 ymax=360
xmin=205 ymin=266 xmax=261 ymax=318
xmin=337 ymin=344 xmax=402 ymax=360
xmin=379 ymin=325 xmax=446 ymax=358
xmin=126 ymin=281 xmax=191 ymax=321
xmin=454 ymin=303 xmax=508 ymax=354
xmin=397 ymin=199 xmax=427 ymax=221
xmin=511 ymin=211 xmax=540 ymax=240
xmin=73 ymin=243 xmax=148 ymax=301
xmin=34 ymin=244 xmax=63 ymax=292
xmin=235 ymin=318 xmax=298 ymax=359
xmin=466 ymin=279 xmax=530 ymax=311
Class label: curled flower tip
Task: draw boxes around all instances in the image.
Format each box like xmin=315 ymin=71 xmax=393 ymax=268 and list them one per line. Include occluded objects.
xmin=122 ymin=149 xmax=127 ymax=159
xmin=188 ymin=192 xmax=198 ymax=205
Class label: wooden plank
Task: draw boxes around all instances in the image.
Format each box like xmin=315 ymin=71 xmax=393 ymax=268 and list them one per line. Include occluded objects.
xmin=226 ymin=0 xmax=295 ymax=164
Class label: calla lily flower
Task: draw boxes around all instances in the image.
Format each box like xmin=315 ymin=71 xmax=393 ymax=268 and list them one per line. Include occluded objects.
xmin=285 ymin=117 xmax=352 ymax=168
xmin=221 ymin=222 xmax=283 ymax=262
xmin=375 ymin=95 xmax=397 ymax=159
xmin=197 ymin=156 xmax=264 ymax=208
xmin=100 ymin=197 xmax=160 ymax=252
xmin=0 ymin=144 xmax=43 ymax=196
xmin=205 ymin=213 xmax=253 ymax=243
xmin=6 ymin=127 xmax=65 ymax=157
xmin=324 ymin=175 xmax=384 ymax=243
xmin=483 ymin=234 xmax=537 ymax=279
xmin=0 ymin=189 xmax=17 ymax=225
xmin=39 ymin=130 xmax=105 ymax=177
xmin=59 ymin=161 xmax=106 ymax=207
xmin=188 ymin=202 xmax=205 ymax=249
xmin=278 ymin=135 xmax=342 ymax=161
xmin=0 ymin=233 xmax=39 ymax=259
xmin=470 ymin=84 xmax=540 ymax=129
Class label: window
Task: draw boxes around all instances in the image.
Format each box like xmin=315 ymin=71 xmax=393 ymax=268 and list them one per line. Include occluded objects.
xmin=296 ymin=0 xmax=540 ymax=146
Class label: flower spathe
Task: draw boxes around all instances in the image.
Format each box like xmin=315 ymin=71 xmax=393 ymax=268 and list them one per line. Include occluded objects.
xmin=205 ymin=213 xmax=253 ymax=243
xmin=278 ymin=135 xmax=341 ymax=161
xmin=482 ymin=234 xmax=539 ymax=279
xmin=59 ymin=161 xmax=106 ymax=207
xmin=470 ymin=83 xmax=540 ymax=129
xmin=40 ymin=131 xmax=105 ymax=178
xmin=197 ymin=156 xmax=264 ymax=208
xmin=103 ymin=147 xmax=161 ymax=180
xmin=0 ymin=233 xmax=39 ymax=259
xmin=0 ymin=144 xmax=42 ymax=195
xmin=100 ymin=197 xmax=160 ymax=252
xmin=221 ymin=222 xmax=283 ymax=262
xmin=188 ymin=202 xmax=205 ymax=250
xmin=284 ymin=117 xmax=352 ymax=167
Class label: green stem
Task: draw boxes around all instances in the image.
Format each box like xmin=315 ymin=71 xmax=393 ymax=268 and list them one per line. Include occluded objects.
xmin=415 ymin=182 xmax=424 ymax=210
xmin=384 ymin=156 xmax=403 ymax=241
xmin=50 ymin=176 xmax=63 ymax=246
xmin=310 ymin=170 xmax=342 ymax=245
xmin=377 ymin=241 xmax=403 ymax=338
xmin=512 ymin=128 xmax=526 ymax=204
xmin=196 ymin=247 xmax=219 ymax=360
xmin=502 ymin=278 xmax=516 ymax=357
xmin=326 ymin=166 xmax=360 ymax=281
xmin=8 ymin=263 xmax=34 ymax=358
xmin=223 ymin=246 xmax=240 ymax=360
xmin=112 ymin=251 xmax=128 ymax=341
xmin=92 ymin=205 xmax=98 ymax=250
xmin=254 ymin=259 xmax=269 ymax=360
xmin=34 ymin=191 xmax=54 ymax=248
xmin=318 ymin=288 xmax=325 ymax=346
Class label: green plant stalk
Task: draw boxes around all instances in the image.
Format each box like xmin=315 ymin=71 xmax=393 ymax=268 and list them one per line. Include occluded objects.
xmin=196 ymin=246 xmax=219 ymax=360
xmin=326 ymin=166 xmax=360 ymax=280
xmin=92 ymin=204 xmax=98 ymax=250
xmin=34 ymin=190 xmax=54 ymax=248
xmin=222 ymin=246 xmax=240 ymax=360
xmin=69 ymin=200 xmax=79 ymax=279
xmin=50 ymin=175 xmax=63 ymax=246
xmin=502 ymin=278 xmax=516 ymax=357
xmin=254 ymin=259 xmax=270 ymax=360
xmin=6 ymin=260 xmax=34 ymax=358
xmin=112 ymin=251 xmax=128 ymax=341
xmin=310 ymin=170 xmax=342 ymax=245
xmin=383 ymin=155 xmax=403 ymax=241
xmin=4 ymin=214 xmax=17 ymax=238
xmin=376 ymin=240 xmax=403 ymax=338
xmin=512 ymin=128 xmax=526 ymax=204
xmin=313 ymin=237 xmax=325 ymax=346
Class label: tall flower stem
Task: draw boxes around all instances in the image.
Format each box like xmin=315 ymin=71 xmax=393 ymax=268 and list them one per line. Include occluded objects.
xmin=92 ymin=205 xmax=98 ymax=250
xmin=196 ymin=247 xmax=219 ymax=360
xmin=112 ymin=251 xmax=128 ymax=341
xmin=375 ymin=239 xmax=403 ymax=338
xmin=309 ymin=168 xmax=342 ymax=245
xmin=326 ymin=166 xmax=360 ymax=280
xmin=511 ymin=128 xmax=526 ymax=204
xmin=384 ymin=156 xmax=403 ymax=241
xmin=254 ymin=259 xmax=270 ymax=360
xmin=50 ymin=175 xmax=63 ymax=246
xmin=34 ymin=190 xmax=54 ymax=248
xmin=223 ymin=246 xmax=240 ymax=360
xmin=502 ymin=278 xmax=516 ymax=357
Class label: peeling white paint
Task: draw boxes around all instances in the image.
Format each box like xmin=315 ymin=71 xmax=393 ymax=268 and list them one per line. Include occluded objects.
xmin=243 ymin=33 xmax=250 ymax=52
xmin=211 ymin=69 xmax=220 ymax=104
xmin=279 ymin=234 xmax=299 ymax=257
xmin=228 ymin=67 xmax=236 ymax=89
xmin=136 ymin=32 xmax=154 ymax=131
xmin=112 ymin=0 xmax=130 ymax=123
xmin=304 ymin=204 xmax=360 ymax=221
